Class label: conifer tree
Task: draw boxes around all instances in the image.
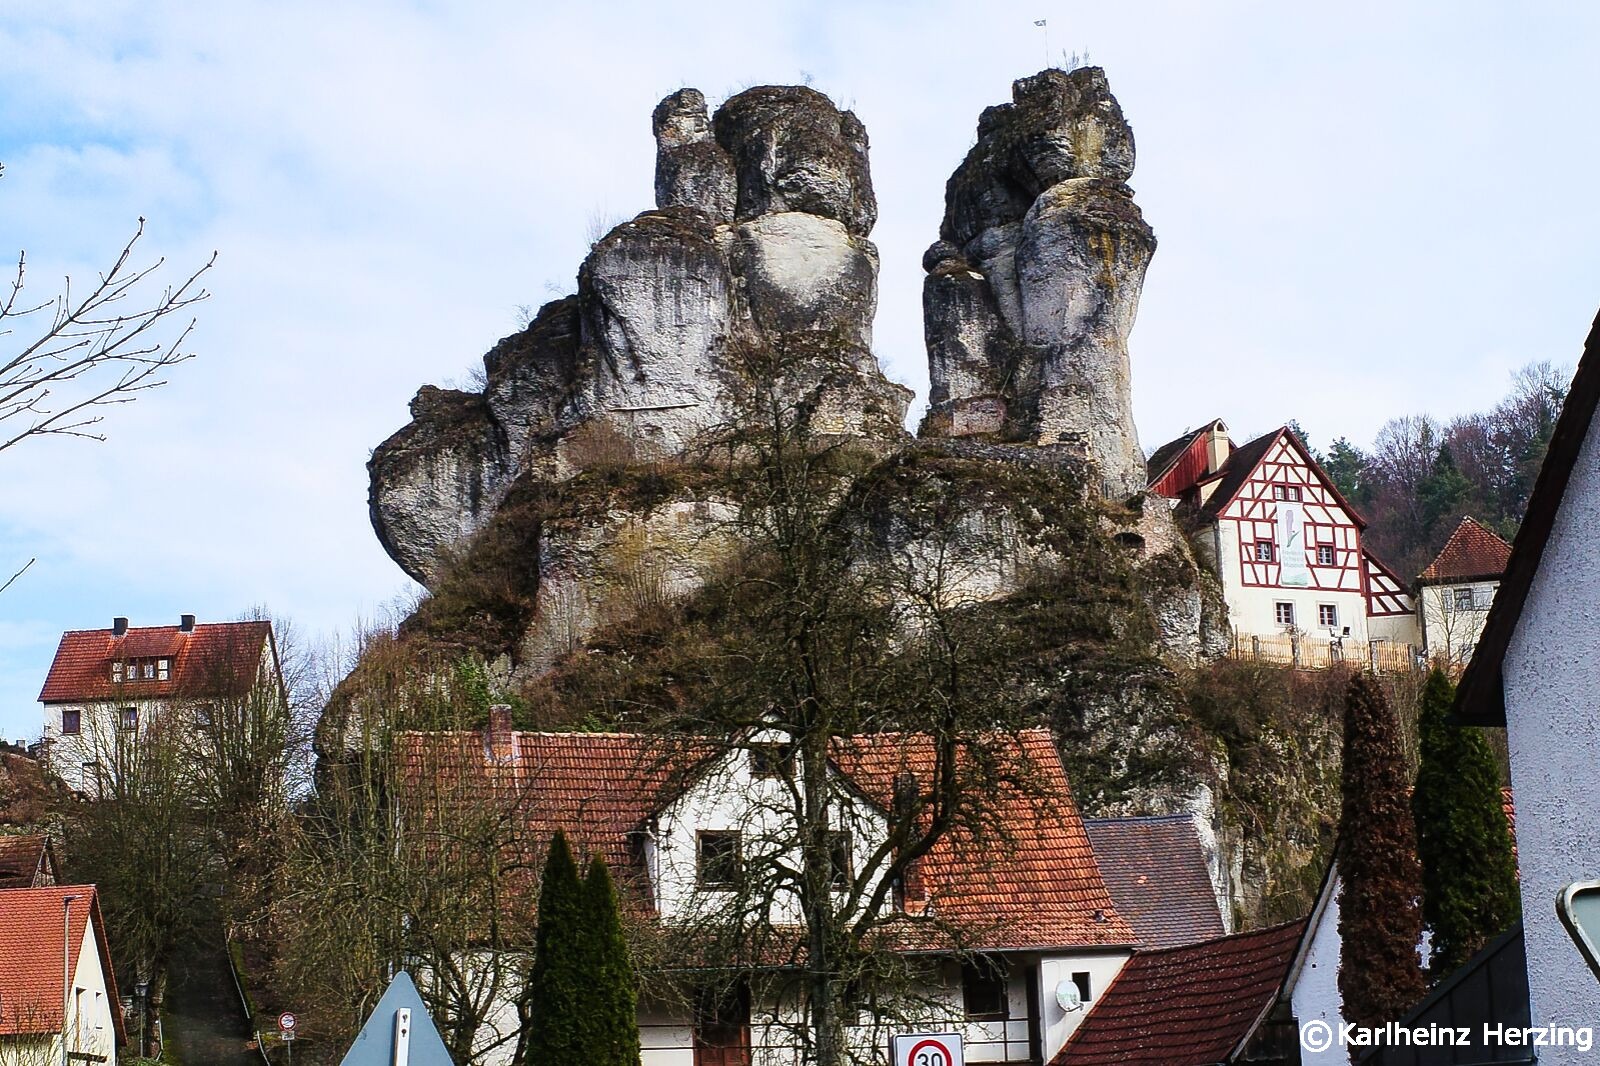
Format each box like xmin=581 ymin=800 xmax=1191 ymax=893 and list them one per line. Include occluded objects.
xmin=1338 ymin=673 xmax=1425 ymax=1031
xmin=524 ymin=831 xmax=588 ymax=1064
xmin=585 ymin=854 xmax=641 ymax=1066
xmin=1412 ymin=667 xmax=1519 ymax=976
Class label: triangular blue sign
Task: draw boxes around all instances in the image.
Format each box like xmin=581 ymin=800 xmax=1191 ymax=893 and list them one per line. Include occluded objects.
xmin=338 ymin=971 xmax=458 ymax=1066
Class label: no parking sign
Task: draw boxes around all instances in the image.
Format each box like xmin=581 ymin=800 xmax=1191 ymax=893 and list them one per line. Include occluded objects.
xmin=891 ymin=1033 xmax=964 ymax=1066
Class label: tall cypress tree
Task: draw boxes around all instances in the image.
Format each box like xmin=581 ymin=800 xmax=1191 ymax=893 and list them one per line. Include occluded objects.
xmin=1338 ymin=673 xmax=1425 ymax=1030
xmin=524 ymin=831 xmax=588 ymax=1064
xmin=1412 ymin=667 xmax=1520 ymax=977
xmin=585 ymin=854 xmax=641 ymax=1066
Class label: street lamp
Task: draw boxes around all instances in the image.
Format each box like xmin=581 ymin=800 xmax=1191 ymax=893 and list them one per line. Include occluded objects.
xmin=61 ymin=894 xmax=81 ymax=1066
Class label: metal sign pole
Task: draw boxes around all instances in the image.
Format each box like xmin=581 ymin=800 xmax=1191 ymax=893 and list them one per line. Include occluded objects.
xmin=392 ymin=1008 xmax=411 ymax=1066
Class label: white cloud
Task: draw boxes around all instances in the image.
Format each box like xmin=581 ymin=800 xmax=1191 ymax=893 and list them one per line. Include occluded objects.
xmin=0 ymin=0 xmax=1597 ymax=734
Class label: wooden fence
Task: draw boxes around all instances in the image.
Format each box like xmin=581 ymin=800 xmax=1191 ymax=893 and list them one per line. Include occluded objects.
xmin=1228 ymin=632 xmax=1422 ymax=674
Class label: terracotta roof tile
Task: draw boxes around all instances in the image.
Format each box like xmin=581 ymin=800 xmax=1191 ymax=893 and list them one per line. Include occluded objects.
xmin=1052 ymin=919 xmax=1306 ymax=1065
xmin=0 ymin=836 xmax=54 ymax=889
xmin=39 ymin=621 xmax=273 ymax=704
xmin=394 ymin=728 xmax=1134 ymax=952
xmin=1419 ymin=516 xmax=1513 ymax=583
xmin=0 ymin=885 xmax=122 ymax=1041
xmin=1084 ymin=816 xmax=1225 ymax=950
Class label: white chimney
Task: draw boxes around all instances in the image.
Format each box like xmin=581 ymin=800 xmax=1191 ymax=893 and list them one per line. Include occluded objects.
xmin=1206 ymin=421 xmax=1231 ymax=475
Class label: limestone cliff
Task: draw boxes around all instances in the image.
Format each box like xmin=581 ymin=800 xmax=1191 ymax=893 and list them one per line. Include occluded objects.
xmin=353 ymin=70 xmax=1337 ymax=929
xmin=920 ymin=68 xmax=1153 ymax=501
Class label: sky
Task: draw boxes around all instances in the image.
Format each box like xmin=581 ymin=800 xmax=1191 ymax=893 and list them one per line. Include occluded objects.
xmin=1 ymin=1 xmax=1597 ymax=739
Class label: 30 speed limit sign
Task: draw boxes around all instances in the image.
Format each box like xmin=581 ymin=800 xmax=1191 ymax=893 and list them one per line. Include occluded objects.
xmin=891 ymin=1032 xmax=964 ymax=1066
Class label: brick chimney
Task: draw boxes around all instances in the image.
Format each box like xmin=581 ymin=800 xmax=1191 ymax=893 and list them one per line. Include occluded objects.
xmin=179 ymin=614 xmax=196 ymax=633
xmin=112 ymin=617 xmax=129 ymax=637
xmin=484 ymin=704 xmax=517 ymax=765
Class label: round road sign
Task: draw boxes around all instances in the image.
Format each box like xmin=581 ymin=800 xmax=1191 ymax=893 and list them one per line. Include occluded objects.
xmin=906 ymin=1037 xmax=954 ymax=1066
xmin=278 ymin=1011 xmax=298 ymax=1032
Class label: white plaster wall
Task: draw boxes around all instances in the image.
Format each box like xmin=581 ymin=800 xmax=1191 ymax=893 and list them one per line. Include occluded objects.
xmin=1502 ymin=401 xmax=1600 ymax=1065
xmin=1289 ymin=874 xmax=1345 ymax=1066
xmin=1037 ymin=951 xmax=1131 ymax=1060
xmin=61 ymin=912 xmax=119 ymax=1065
xmin=651 ymin=744 xmax=889 ymax=927
xmin=1215 ymin=521 xmax=1372 ymax=647
xmin=1419 ymin=582 xmax=1496 ymax=662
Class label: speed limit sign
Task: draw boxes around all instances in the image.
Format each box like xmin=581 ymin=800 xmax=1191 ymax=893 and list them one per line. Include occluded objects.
xmin=891 ymin=1032 xmax=964 ymax=1066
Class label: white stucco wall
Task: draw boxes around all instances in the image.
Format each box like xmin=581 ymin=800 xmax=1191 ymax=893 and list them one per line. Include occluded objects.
xmin=1215 ymin=520 xmax=1374 ymax=647
xmin=1419 ymin=582 xmax=1497 ymax=662
xmin=1289 ymin=872 xmax=1344 ymax=1066
xmin=1501 ymin=399 xmax=1600 ymax=1064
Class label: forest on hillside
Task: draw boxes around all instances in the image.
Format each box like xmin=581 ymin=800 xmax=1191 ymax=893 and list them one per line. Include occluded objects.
xmin=1301 ymin=361 xmax=1569 ymax=579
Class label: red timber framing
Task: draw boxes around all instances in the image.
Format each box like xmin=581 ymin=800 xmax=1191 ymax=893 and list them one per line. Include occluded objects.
xmin=1212 ymin=432 xmax=1364 ymax=595
xmin=1364 ymin=551 xmax=1414 ymax=616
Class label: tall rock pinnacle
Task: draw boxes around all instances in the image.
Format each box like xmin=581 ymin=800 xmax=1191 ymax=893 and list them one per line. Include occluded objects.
xmin=368 ymin=83 xmax=910 ymax=585
xmin=919 ymin=67 xmax=1153 ymax=500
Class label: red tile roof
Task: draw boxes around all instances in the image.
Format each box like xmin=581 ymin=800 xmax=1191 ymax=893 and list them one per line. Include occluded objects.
xmin=0 ymin=885 xmax=123 ymax=1041
xmin=393 ymin=727 xmax=1134 ymax=952
xmin=39 ymin=621 xmax=274 ymax=704
xmin=0 ymin=836 xmax=55 ymax=889
xmin=1084 ymin=816 xmax=1226 ymax=949
xmin=1051 ymin=919 xmax=1306 ymax=1065
xmin=1419 ymin=516 xmax=1513 ymax=583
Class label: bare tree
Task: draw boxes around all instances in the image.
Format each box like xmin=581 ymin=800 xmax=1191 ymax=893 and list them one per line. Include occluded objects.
xmin=0 ymin=160 xmax=214 ymax=455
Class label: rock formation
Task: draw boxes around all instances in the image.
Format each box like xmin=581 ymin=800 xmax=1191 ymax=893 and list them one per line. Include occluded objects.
xmin=919 ymin=67 xmax=1153 ymax=500
xmin=346 ymin=70 xmax=1352 ymax=929
xmin=370 ymin=85 xmax=911 ymax=586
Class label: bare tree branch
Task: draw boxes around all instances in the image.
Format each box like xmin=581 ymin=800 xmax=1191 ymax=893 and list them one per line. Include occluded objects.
xmin=0 ymin=555 xmax=34 ymax=596
xmin=0 ymin=215 xmax=215 ymax=454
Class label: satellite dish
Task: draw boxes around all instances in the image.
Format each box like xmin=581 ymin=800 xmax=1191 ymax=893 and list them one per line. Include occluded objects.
xmin=1055 ymin=979 xmax=1084 ymax=1013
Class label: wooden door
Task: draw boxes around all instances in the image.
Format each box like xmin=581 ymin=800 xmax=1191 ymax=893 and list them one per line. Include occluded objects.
xmin=693 ymin=985 xmax=751 ymax=1066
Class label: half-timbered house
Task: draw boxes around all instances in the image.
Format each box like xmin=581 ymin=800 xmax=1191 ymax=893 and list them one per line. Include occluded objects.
xmin=1147 ymin=421 xmax=1421 ymax=666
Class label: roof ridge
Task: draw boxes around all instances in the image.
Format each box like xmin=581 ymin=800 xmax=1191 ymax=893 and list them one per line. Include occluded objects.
xmin=1125 ymin=916 xmax=1306 ymax=959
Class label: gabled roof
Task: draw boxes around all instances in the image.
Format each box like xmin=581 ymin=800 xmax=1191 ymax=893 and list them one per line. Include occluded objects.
xmin=1198 ymin=426 xmax=1367 ymax=526
xmin=1146 ymin=419 xmax=1227 ymax=497
xmin=1419 ymin=516 xmax=1513 ymax=584
xmin=393 ymin=728 xmax=1135 ymax=952
xmin=1458 ymin=309 xmax=1600 ymax=726
xmin=1084 ymin=815 xmax=1225 ymax=949
xmin=1051 ymin=919 xmax=1307 ymax=1066
xmin=39 ymin=620 xmax=274 ymax=704
xmin=0 ymin=836 xmax=56 ymax=889
xmin=0 ymin=885 xmax=123 ymax=1042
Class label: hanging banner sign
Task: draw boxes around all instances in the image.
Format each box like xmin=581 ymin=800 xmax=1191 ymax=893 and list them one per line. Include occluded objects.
xmin=1277 ymin=502 xmax=1311 ymax=588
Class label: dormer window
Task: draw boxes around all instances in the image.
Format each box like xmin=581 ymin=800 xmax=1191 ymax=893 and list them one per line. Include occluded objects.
xmin=111 ymin=661 xmax=124 ymax=683
xmin=157 ymin=658 xmax=170 ymax=681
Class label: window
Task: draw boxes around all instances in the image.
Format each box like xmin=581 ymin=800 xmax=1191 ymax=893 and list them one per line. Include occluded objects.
xmin=196 ymin=704 xmax=216 ymax=729
xmin=141 ymin=661 xmax=155 ymax=680
xmin=961 ymin=958 xmax=1009 ymax=1020
xmin=110 ymin=661 xmax=124 ymax=684
xmin=1254 ymin=540 xmax=1275 ymax=562
xmin=119 ymin=707 xmax=139 ymax=732
xmin=1071 ymin=971 xmax=1093 ymax=1004
xmin=1453 ymin=587 xmax=1475 ymax=611
xmin=1318 ymin=604 xmax=1338 ymax=628
xmin=696 ymin=831 xmax=742 ymax=889
xmin=81 ymin=762 xmax=100 ymax=787
xmin=1275 ymin=602 xmax=1296 ymax=627
xmin=61 ymin=709 xmax=82 ymax=735
xmin=157 ymin=658 xmax=170 ymax=681
xmin=1273 ymin=484 xmax=1303 ymax=502
xmin=1316 ymin=544 xmax=1336 ymax=566
xmin=828 ymin=832 xmax=853 ymax=887
xmin=748 ymin=742 xmax=794 ymax=779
